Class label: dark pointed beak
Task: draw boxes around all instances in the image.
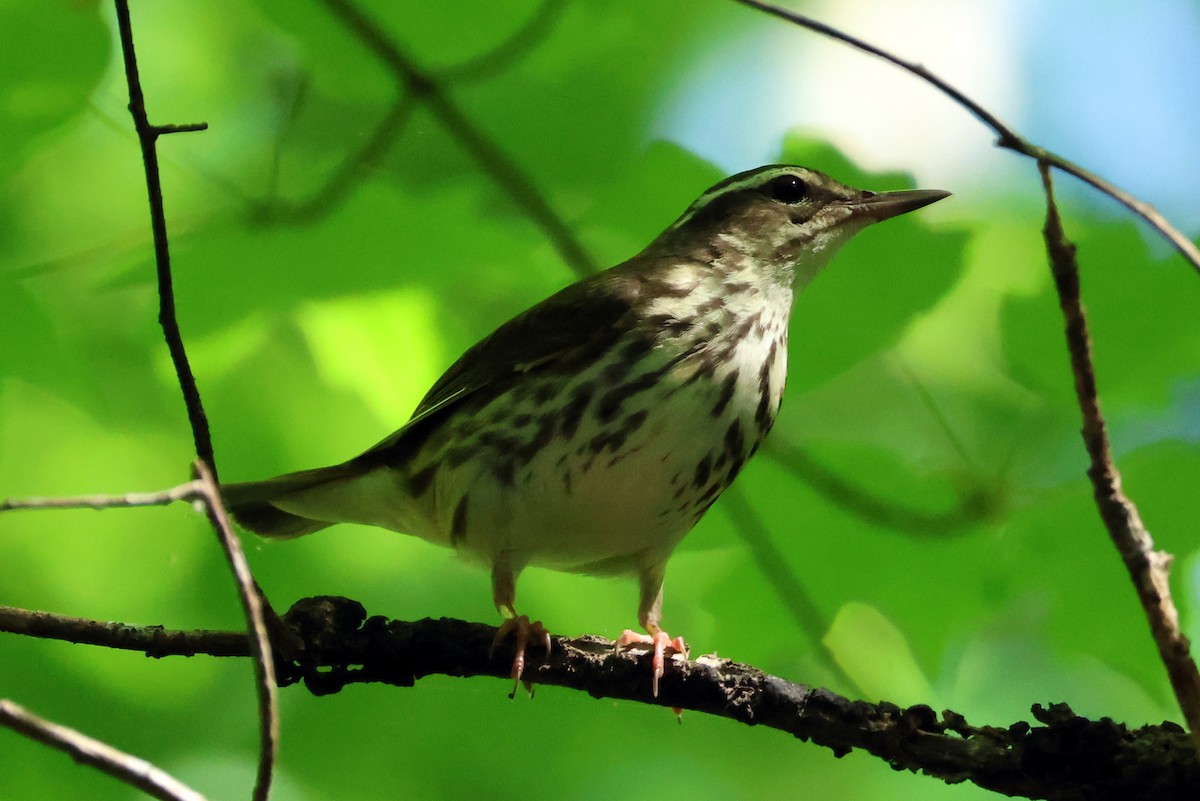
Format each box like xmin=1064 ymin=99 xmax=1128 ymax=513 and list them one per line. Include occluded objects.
xmin=847 ymin=188 xmax=951 ymax=222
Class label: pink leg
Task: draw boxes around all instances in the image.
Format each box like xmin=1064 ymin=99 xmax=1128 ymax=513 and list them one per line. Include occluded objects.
xmin=491 ymin=560 xmax=551 ymax=696
xmin=614 ymin=563 xmax=688 ymax=697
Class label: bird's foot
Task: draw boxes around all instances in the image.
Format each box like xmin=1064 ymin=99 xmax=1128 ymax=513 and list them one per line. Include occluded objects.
xmin=615 ymin=629 xmax=689 ymax=697
xmin=491 ymin=614 xmax=551 ymax=697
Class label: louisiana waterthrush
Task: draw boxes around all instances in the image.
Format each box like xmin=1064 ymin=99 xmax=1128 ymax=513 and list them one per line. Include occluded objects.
xmin=224 ymin=165 xmax=948 ymax=695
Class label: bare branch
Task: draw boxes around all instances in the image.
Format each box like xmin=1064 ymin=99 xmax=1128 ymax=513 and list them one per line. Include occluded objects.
xmin=0 ymin=466 xmax=282 ymax=800
xmin=317 ymin=0 xmax=599 ymax=277
xmin=719 ymin=486 xmax=863 ymax=696
xmin=0 ymin=699 xmax=207 ymax=801
xmin=190 ymin=462 xmax=279 ymax=801
xmin=733 ymin=0 xmax=1200 ymax=275
xmin=113 ymin=0 xmax=218 ymax=475
xmin=761 ymin=440 xmax=997 ymax=537
xmin=254 ymin=94 xmax=418 ymax=225
xmin=728 ymin=0 xmax=1200 ymax=757
xmin=112 ymin=3 xmax=282 ymax=795
xmin=253 ymin=1 xmax=566 ymax=226
xmin=436 ymin=0 xmax=570 ymax=83
xmin=0 ymin=605 xmax=249 ymax=657
xmin=152 ymin=122 xmax=209 ymax=136
xmin=1 ymin=481 xmax=201 ymax=513
xmin=1038 ymin=162 xmax=1200 ymax=755
xmin=7 ymin=597 xmax=1194 ymax=799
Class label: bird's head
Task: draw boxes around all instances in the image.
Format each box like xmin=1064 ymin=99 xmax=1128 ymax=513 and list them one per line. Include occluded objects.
xmin=659 ymin=164 xmax=949 ymax=288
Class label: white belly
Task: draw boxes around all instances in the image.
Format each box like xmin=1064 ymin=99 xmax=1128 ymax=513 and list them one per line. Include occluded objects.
xmin=419 ymin=332 xmax=786 ymax=575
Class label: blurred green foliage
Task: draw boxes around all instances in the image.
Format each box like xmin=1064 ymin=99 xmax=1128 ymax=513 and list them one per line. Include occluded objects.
xmin=1 ymin=1 xmax=1197 ymax=800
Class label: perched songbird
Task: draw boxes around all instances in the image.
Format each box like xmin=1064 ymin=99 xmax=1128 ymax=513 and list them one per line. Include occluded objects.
xmin=223 ymin=165 xmax=948 ymax=695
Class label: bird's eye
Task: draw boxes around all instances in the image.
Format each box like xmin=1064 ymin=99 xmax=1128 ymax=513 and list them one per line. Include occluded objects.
xmin=765 ymin=174 xmax=809 ymax=204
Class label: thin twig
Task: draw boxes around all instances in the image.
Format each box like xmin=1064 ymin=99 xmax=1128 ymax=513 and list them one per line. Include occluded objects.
xmin=254 ymin=94 xmax=418 ymax=225
xmin=190 ymin=462 xmax=279 ymax=801
xmin=0 ymin=699 xmax=207 ymax=801
xmin=733 ymin=0 xmax=1200 ymax=275
xmin=0 ymin=605 xmax=250 ymax=657
xmin=245 ymin=2 xmax=567 ymax=227
xmin=0 ymin=466 xmax=282 ymax=799
xmin=317 ymin=0 xmax=598 ymax=278
xmin=113 ymin=0 xmax=218 ymax=475
xmin=1038 ymin=162 xmax=1200 ymax=755
xmin=761 ymin=441 xmax=996 ymax=537
xmin=436 ymin=0 xmax=570 ymax=83
xmin=739 ymin=0 xmax=1200 ymax=751
xmin=1 ymin=481 xmax=201 ymax=512
xmin=719 ymin=486 xmax=863 ymax=696
xmin=113 ymin=4 xmax=279 ymax=796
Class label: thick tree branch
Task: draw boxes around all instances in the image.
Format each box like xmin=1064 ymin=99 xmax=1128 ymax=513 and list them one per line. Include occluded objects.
xmin=1038 ymin=163 xmax=1200 ymax=755
xmin=734 ymin=0 xmax=1200 ymax=275
xmin=0 ymin=699 xmax=207 ymax=801
xmin=1 ymin=597 xmax=1195 ymax=800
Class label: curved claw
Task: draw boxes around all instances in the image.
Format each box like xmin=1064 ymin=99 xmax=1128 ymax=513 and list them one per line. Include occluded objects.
xmin=492 ymin=615 xmax=551 ymax=696
xmin=616 ymin=629 xmax=689 ymax=697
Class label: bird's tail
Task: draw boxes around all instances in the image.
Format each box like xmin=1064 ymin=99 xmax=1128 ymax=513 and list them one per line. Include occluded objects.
xmin=221 ymin=463 xmax=364 ymax=539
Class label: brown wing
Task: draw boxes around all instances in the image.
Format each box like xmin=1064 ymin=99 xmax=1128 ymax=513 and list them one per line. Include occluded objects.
xmin=350 ymin=267 xmax=644 ymax=467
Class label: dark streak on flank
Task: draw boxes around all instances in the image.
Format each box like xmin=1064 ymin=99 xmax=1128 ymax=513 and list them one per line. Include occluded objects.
xmin=588 ymin=409 xmax=649 ymax=456
xmin=597 ymin=373 xmax=659 ymax=422
xmin=602 ymin=358 xmax=631 ymax=386
xmin=725 ymin=452 xmax=747 ymax=485
xmin=479 ymin=430 xmax=522 ymax=453
xmin=695 ymin=296 xmax=726 ymax=317
xmin=408 ymin=464 xmax=436 ymax=497
xmin=756 ymin=339 xmax=781 ymax=433
xmin=724 ymin=419 xmax=745 ymax=458
xmin=492 ymin=459 xmax=515 ymax=487
xmin=621 ymin=337 xmax=655 ymax=362
xmin=532 ymin=383 xmax=557 ymax=405
xmin=682 ymin=355 xmax=718 ymax=388
xmin=607 ymin=445 xmax=644 ymax=468
xmin=711 ymin=372 xmax=738 ymax=417
xmin=451 ymin=494 xmax=469 ymax=546
xmin=517 ymin=412 xmax=560 ymax=466
xmin=560 ymin=382 xmax=595 ymax=439
xmin=445 ymin=445 xmax=473 ymax=468
xmin=693 ymin=454 xmax=712 ymax=488
xmin=755 ymin=392 xmax=772 ymax=433
xmin=728 ymin=311 xmax=761 ymax=345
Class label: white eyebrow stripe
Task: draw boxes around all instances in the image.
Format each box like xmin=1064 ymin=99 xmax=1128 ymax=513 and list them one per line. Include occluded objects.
xmin=670 ymin=166 xmax=812 ymax=230
xmin=700 ymin=167 xmax=798 ymax=199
